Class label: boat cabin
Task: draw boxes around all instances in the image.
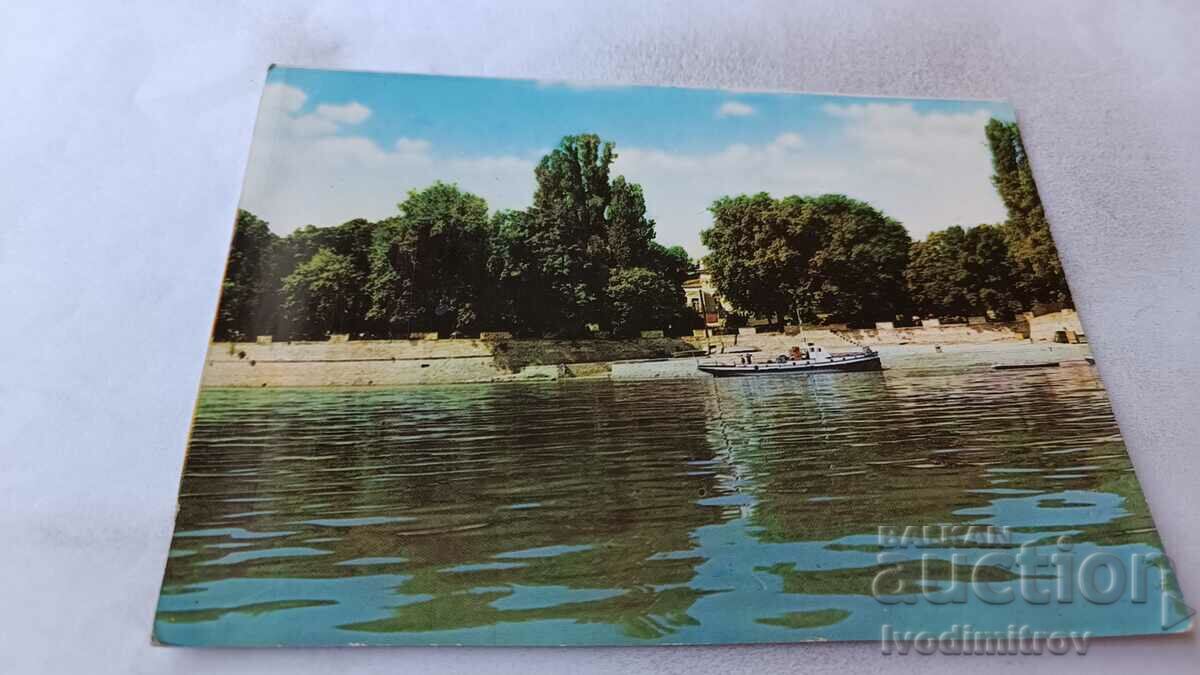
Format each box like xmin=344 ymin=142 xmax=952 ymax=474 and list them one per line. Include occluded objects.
xmin=787 ymin=343 xmax=827 ymax=361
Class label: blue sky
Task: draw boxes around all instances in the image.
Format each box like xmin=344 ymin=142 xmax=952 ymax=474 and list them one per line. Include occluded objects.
xmin=241 ymin=66 xmax=1017 ymax=255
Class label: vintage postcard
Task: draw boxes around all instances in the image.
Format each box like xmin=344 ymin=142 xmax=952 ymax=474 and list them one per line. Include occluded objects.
xmin=154 ymin=67 xmax=1188 ymax=648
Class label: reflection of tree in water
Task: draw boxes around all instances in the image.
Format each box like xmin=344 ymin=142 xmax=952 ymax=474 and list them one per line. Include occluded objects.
xmin=159 ymin=365 xmax=1165 ymax=639
xmin=163 ymin=381 xmax=728 ymax=639
xmin=703 ymin=367 xmax=1159 ymax=592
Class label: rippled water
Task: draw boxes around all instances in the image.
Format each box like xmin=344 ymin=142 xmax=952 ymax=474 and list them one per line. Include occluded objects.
xmin=155 ymin=354 xmax=1183 ymax=645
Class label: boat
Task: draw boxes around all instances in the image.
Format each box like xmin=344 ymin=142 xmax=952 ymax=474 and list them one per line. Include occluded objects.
xmin=697 ymin=344 xmax=882 ymax=377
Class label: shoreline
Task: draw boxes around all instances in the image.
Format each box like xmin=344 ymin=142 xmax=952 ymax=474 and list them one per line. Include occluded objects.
xmin=198 ymin=328 xmax=1093 ymax=389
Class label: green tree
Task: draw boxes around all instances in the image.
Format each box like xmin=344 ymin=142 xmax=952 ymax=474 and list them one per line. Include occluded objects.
xmin=605 ymin=176 xmax=655 ymax=268
xmin=702 ymin=193 xmax=908 ymax=326
xmin=645 ymin=243 xmax=702 ymax=336
xmin=646 ymin=243 xmax=692 ymax=287
xmin=701 ymin=193 xmax=818 ymax=325
xmin=961 ymin=223 xmax=1021 ymax=318
xmin=985 ymin=119 xmax=1072 ymax=307
xmin=255 ymin=217 xmax=378 ymax=339
xmin=906 ymin=226 xmax=972 ymax=318
xmin=281 ymin=247 xmax=363 ymax=338
xmin=222 ymin=134 xmax=694 ymax=341
xmin=366 ymin=182 xmax=492 ymax=336
xmin=907 ymin=223 xmax=1021 ymax=320
xmin=526 ymin=134 xmax=616 ymax=335
xmin=515 ymin=133 xmax=685 ymax=336
xmin=214 ymin=209 xmax=278 ymax=341
xmin=605 ymin=267 xmax=684 ymax=338
xmin=484 ymin=209 xmax=547 ymax=336
xmin=805 ymin=194 xmax=911 ymax=325
xmin=364 ymin=217 xmax=410 ymax=334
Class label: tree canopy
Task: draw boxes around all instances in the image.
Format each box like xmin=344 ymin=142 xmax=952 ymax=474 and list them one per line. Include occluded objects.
xmin=605 ymin=267 xmax=683 ymax=338
xmin=805 ymin=195 xmax=911 ymax=325
xmin=985 ymin=119 xmax=1073 ymax=307
xmin=606 ymin=176 xmax=656 ymax=268
xmin=702 ymin=193 xmax=910 ymax=326
xmin=906 ymin=226 xmax=972 ymax=318
xmin=215 ymin=210 xmax=277 ymax=341
xmin=491 ymin=133 xmax=685 ymax=337
xmin=906 ymin=224 xmax=1020 ymax=319
xmin=211 ymin=118 xmax=1070 ymax=340
xmin=281 ymin=247 xmax=362 ymax=338
xmin=213 ymin=134 xmax=692 ymax=341
xmin=367 ymin=182 xmax=492 ymax=336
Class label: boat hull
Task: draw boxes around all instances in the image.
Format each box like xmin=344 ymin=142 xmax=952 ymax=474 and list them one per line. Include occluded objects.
xmin=698 ymin=354 xmax=882 ymax=377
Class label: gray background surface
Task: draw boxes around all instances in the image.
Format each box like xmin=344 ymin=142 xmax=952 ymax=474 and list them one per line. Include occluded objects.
xmin=2 ymin=1 xmax=1197 ymax=672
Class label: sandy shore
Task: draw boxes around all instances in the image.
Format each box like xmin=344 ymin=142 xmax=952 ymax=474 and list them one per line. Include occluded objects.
xmin=198 ymin=336 xmax=1093 ymax=388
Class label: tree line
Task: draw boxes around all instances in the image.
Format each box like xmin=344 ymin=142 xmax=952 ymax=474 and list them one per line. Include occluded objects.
xmin=216 ymin=134 xmax=696 ymax=341
xmin=215 ymin=119 xmax=1072 ymax=341
xmin=701 ymin=118 xmax=1073 ymax=326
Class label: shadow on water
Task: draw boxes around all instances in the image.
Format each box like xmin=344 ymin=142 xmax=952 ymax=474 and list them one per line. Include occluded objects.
xmin=155 ymin=365 xmax=1179 ymax=645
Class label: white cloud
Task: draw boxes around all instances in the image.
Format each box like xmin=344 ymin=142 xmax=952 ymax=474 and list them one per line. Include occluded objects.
xmin=716 ymin=101 xmax=756 ymax=118
xmin=612 ymin=104 xmax=1006 ymax=256
xmin=822 ymin=102 xmax=993 ymax=170
xmin=240 ymin=123 xmax=536 ymax=233
xmin=252 ymin=85 xmax=372 ymax=140
xmin=241 ymin=94 xmax=1005 ymax=261
xmin=287 ymin=114 xmax=339 ymax=137
xmin=393 ymin=137 xmax=432 ymax=154
xmin=773 ymin=132 xmax=805 ymax=149
xmin=261 ymin=82 xmax=306 ymax=114
xmin=315 ymin=101 xmax=371 ymax=124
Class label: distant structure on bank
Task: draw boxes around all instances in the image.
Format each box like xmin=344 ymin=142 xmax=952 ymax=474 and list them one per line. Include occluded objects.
xmin=682 ymin=264 xmax=730 ymax=330
xmin=682 ymin=263 xmax=827 ymax=331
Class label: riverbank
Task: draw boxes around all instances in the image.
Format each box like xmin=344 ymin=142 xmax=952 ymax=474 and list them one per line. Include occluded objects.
xmin=199 ymin=330 xmax=1093 ymax=388
xmin=199 ymin=337 xmax=694 ymax=388
xmin=682 ymin=322 xmax=1027 ymax=354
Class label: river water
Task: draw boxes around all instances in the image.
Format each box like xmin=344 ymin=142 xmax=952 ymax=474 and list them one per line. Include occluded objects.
xmin=155 ymin=351 xmax=1184 ymax=645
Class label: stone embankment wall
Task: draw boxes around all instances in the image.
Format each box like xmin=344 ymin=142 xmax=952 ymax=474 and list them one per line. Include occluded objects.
xmin=199 ymin=337 xmax=692 ymax=388
xmin=683 ymin=321 xmax=1030 ymax=354
xmin=200 ymin=316 xmax=1079 ymax=388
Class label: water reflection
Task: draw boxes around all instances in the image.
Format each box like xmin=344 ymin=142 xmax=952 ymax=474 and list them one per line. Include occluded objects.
xmin=156 ymin=364 xmax=1178 ymax=645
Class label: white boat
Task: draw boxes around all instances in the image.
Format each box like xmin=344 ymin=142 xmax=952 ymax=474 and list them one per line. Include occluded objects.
xmin=697 ymin=345 xmax=882 ymax=377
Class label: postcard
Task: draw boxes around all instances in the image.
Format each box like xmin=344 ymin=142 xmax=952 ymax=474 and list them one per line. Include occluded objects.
xmin=154 ymin=67 xmax=1188 ymax=648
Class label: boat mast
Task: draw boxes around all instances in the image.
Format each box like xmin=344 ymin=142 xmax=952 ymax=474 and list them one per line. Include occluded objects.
xmin=794 ymin=292 xmax=806 ymax=345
